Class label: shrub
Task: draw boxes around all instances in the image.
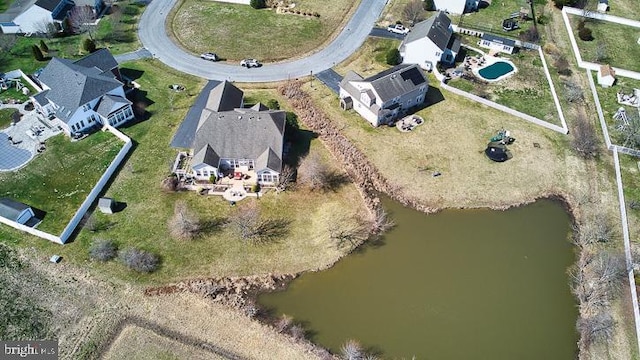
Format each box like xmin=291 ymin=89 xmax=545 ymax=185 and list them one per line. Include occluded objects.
xmin=160 ymin=175 xmax=178 ymax=192
xmin=285 ymin=111 xmax=299 ymax=130
xmin=250 ymin=0 xmax=265 ymax=9
xmin=119 ymin=247 xmax=159 ymax=273
xmin=89 ymin=238 xmax=117 ymax=261
xmin=251 ymin=183 xmax=260 ymax=193
xmin=423 ymin=0 xmax=435 ymax=11
xmin=31 ymin=44 xmax=44 ymax=61
xmin=578 ymin=27 xmax=594 ymax=41
xmin=83 ymin=38 xmax=96 ymax=53
xmin=266 ymin=99 xmax=280 ymax=110
xmin=386 ymin=48 xmax=401 ymax=65
xmin=313 ymin=12 xmax=320 ymax=17
xmin=554 ymin=55 xmax=571 ymax=76
xmin=168 ymin=201 xmax=201 ymax=241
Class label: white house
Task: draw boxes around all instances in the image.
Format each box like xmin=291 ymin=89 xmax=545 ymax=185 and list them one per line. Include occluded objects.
xmin=32 ymin=49 xmax=134 ymax=136
xmin=0 ymin=198 xmax=35 ymax=225
xmin=432 ymin=0 xmax=478 ymax=14
xmin=597 ymin=65 xmax=616 ymax=88
xmin=339 ymin=64 xmax=429 ymax=127
xmin=478 ymin=34 xmax=517 ymax=54
xmin=171 ymin=81 xmax=286 ymax=186
xmin=0 ymin=0 xmax=74 ymax=34
xmin=399 ymin=11 xmax=461 ymax=71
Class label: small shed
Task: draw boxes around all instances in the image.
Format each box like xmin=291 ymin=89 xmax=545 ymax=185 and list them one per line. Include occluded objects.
xmin=479 ymin=34 xmax=517 ymax=54
xmin=597 ymin=0 xmax=609 ymax=12
xmin=98 ymin=197 xmax=116 ymax=214
xmin=597 ymin=65 xmax=616 ymax=88
xmin=0 ymin=197 xmax=35 ymax=225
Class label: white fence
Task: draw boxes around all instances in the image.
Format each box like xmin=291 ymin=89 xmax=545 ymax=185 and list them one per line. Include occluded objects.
xmin=561 ymin=7 xmax=640 ymax=81
xmin=58 ymin=126 xmax=132 ymax=243
xmin=0 ymin=126 xmax=132 ymax=244
xmin=212 ymin=0 xmax=249 ymax=4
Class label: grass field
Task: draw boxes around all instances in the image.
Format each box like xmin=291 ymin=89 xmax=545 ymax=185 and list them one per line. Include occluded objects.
xmin=333 ymin=37 xmax=400 ymax=78
xmin=0 ymin=131 xmax=123 ymax=234
xmin=569 ymin=14 xmax=640 ymax=72
xmin=0 ymin=59 xmax=368 ymax=284
xmin=0 ymin=0 xmax=9 ymax=12
xmin=0 ymin=1 xmax=142 ymax=74
xmin=169 ymin=0 xmax=357 ymax=62
xmin=0 ymin=108 xmax=13 ymax=129
xmin=605 ymin=0 xmax=640 ymax=20
xmin=448 ymin=45 xmax=562 ymax=125
xmin=591 ymin=72 xmax=640 ymax=146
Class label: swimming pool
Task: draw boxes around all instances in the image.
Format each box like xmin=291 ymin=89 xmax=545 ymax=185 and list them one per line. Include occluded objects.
xmin=477 ymin=60 xmax=516 ymax=81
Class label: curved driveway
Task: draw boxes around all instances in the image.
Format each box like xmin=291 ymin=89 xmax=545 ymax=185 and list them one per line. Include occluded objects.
xmin=138 ymin=0 xmax=388 ymax=82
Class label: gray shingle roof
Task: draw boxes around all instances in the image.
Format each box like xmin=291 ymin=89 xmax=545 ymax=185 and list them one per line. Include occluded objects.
xmin=73 ymin=49 xmax=119 ymax=74
xmin=36 ymin=56 xmax=123 ymax=123
xmin=0 ymin=198 xmax=31 ymax=222
xmin=255 ymin=147 xmax=282 ymax=173
xmin=95 ymin=94 xmax=131 ymax=118
xmin=366 ymin=64 xmax=428 ymax=103
xmin=206 ymin=81 xmax=243 ymax=111
xmin=339 ymin=70 xmax=364 ymax=98
xmin=403 ymin=11 xmax=452 ymax=51
xmin=35 ymin=0 xmax=63 ymax=11
xmin=192 ymin=144 xmax=219 ymax=167
xmin=170 ymin=80 xmax=220 ymax=149
xmin=482 ymin=33 xmax=516 ymax=47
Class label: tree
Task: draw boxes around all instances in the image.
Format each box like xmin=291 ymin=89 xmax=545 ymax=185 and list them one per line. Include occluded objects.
xmin=402 ymin=0 xmax=426 ymax=25
xmin=369 ymin=207 xmax=395 ymax=234
xmin=298 ymin=152 xmax=330 ymax=191
xmin=386 ymin=48 xmax=401 ymax=65
xmin=578 ymin=27 xmax=594 ymax=41
xmin=277 ymin=164 xmax=296 ymax=192
xmin=554 ymin=55 xmax=571 ymax=76
xmin=161 ymin=175 xmax=179 ymax=192
xmin=250 ymin=0 xmax=266 ymax=9
xmin=227 ymin=202 xmax=285 ymax=243
xmin=83 ymin=38 xmax=96 ymax=53
xmin=168 ymin=201 xmax=201 ymax=241
xmin=34 ymin=20 xmax=58 ymax=38
xmin=89 ymin=238 xmax=117 ymax=261
xmin=31 ymin=45 xmax=44 ymax=61
xmin=39 ymin=40 xmax=49 ymax=53
xmin=423 ymin=0 xmax=435 ymax=11
xmin=616 ymin=109 xmax=640 ymax=148
xmin=119 ymin=247 xmax=159 ymax=273
xmin=266 ymin=99 xmax=280 ymax=110
xmin=519 ymin=27 xmax=539 ymax=43
xmin=341 ymin=339 xmax=363 ymax=360
xmin=563 ymin=81 xmax=584 ymax=103
xmin=578 ymin=312 xmax=615 ymax=352
xmin=69 ymin=5 xmax=97 ymax=40
xmin=594 ymin=42 xmax=608 ymax=62
xmin=553 ymin=0 xmax=578 ymax=8
xmin=571 ymin=112 xmax=599 ymax=159
xmin=285 ymin=111 xmax=299 ymax=130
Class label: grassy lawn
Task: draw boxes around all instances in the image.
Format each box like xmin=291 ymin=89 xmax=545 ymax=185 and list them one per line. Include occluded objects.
xmin=591 ymin=71 xmax=640 ymax=146
xmin=448 ymin=46 xmax=562 ymax=125
xmin=569 ymin=14 xmax=640 ymax=72
xmin=0 ymin=81 xmax=36 ymax=103
xmin=0 ymin=131 xmax=123 ymax=234
xmin=0 ymin=1 xmax=142 ymax=74
xmin=0 ymin=0 xmax=9 ymax=12
xmin=0 ymin=108 xmax=13 ymax=129
xmin=606 ymin=0 xmax=640 ymax=20
xmin=334 ymin=37 xmax=400 ymax=78
xmin=0 ymin=59 xmax=368 ymax=284
xmin=169 ymin=0 xmax=357 ymax=62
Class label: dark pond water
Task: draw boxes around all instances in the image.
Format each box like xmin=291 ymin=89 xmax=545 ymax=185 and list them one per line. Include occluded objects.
xmin=259 ymin=199 xmax=578 ymax=360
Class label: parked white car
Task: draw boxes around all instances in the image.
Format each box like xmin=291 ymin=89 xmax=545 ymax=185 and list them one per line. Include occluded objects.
xmin=387 ymin=24 xmax=410 ymax=35
xmin=240 ymin=59 xmax=261 ymax=68
xmin=200 ymin=52 xmax=219 ymax=61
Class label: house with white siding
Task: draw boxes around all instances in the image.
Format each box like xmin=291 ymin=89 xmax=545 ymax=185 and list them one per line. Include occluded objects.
xmin=432 ymin=0 xmax=478 ymax=14
xmin=339 ymin=64 xmax=429 ymax=127
xmin=399 ymin=11 xmax=461 ymax=71
xmin=171 ymin=81 xmax=286 ymax=186
xmin=32 ymin=49 xmax=134 ymax=136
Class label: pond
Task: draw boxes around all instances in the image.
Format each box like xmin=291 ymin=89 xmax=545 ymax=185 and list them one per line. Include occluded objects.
xmin=258 ymin=199 xmax=578 ymax=359
xmin=477 ymin=60 xmax=516 ymax=81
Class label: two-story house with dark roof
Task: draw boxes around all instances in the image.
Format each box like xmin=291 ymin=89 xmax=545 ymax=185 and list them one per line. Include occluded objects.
xmin=338 ymin=64 xmax=429 ymax=127
xmin=0 ymin=0 xmax=74 ymax=34
xmin=399 ymin=11 xmax=461 ymax=71
xmin=32 ymin=49 xmax=133 ymax=136
xmin=171 ymin=81 xmax=286 ymax=186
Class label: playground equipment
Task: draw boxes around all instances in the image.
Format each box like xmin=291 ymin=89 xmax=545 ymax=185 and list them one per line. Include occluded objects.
xmin=614 ymin=107 xmax=631 ymax=131
xmin=490 ymin=128 xmax=516 ymax=145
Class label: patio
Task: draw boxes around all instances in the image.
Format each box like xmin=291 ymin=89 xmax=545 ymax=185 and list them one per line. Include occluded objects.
xmin=0 ymin=102 xmax=62 ymax=171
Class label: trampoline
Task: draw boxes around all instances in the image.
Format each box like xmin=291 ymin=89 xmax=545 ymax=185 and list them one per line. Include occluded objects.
xmin=0 ymin=133 xmax=33 ymax=171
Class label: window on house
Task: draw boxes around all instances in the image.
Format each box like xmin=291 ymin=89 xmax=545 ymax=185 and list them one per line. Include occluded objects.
xmin=435 ymin=52 xmax=441 ymax=57
xmin=503 ymin=45 xmax=510 ymax=51
xmin=71 ymin=124 xmax=76 ymax=131
xmin=79 ymin=120 xmax=85 ymax=127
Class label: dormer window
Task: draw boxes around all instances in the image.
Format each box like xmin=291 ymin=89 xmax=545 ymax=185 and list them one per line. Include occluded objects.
xmin=83 ymin=104 xmax=90 ymax=111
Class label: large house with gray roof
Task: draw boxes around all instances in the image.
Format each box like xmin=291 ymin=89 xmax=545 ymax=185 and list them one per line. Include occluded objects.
xmin=338 ymin=64 xmax=428 ymax=127
xmin=0 ymin=0 xmax=91 ymax=34
xmin=171 ymin=81 xmax=286 ymax=186
xmin=399 ymin=11 xmax=460 ymax=71
xmin=32 ymin=49 xmax=133 ymax=136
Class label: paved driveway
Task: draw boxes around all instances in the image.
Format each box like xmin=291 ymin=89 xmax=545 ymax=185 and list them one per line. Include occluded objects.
xmin=138 ymin=0 xmax=388 ymax=82
xmin=315 ymin=69 xmax=343 ymax=94
xmin=369 ymin=27 xmax=407 ymax=41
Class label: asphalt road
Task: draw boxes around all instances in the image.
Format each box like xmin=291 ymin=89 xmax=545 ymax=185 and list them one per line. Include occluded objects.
xmin=138 ymin=0 xmax=388 ymax=82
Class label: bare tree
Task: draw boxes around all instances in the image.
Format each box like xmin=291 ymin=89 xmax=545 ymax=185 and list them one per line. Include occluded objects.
xmin=369 ymin=207 xmax=395 ymax=234
xmin=289 ymin=324 xmax=306 ymax=340
xmin=616 ymin=110 xmax=640 ymax=148
xmin=161 ymin=175 xmax=179 ymax=192
xmin=594 ymin=42 xmax=608 ymax=63
xmin=298 ymin=152 xmax=329 ymax=191
xmin=571 ymin=111 xmax=599 ymax=159
xmin=577 ymin=312 xmax=615 ymax=352
xmin=275 ymin=314 xmax=293 ymax=333
xmin=89 ymin=238 xmax=117 ymax=261
xmin=0 ymin=35 xmax=17 ymax=64
xmin=119 ymin=247 xmax=160 ymax=273
xmin=341 ymin=339 xmax=363 ymax=360
xmin=168 ymin=201 xmax=200 ymax=241
xmin=563 ymin=81 xmax=584 ymax=103
xmin=402 ymin=0 xmax=426 ymax=25
xmin=69 ymin=5 xmax=97 ymax=40
xmin=34 ymin=20 xmax=58 ymax=38
xmin=277 ymin=164 xmax=296 ymax=192
xmin=227 ymin=202 xmax=287 ymax=243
